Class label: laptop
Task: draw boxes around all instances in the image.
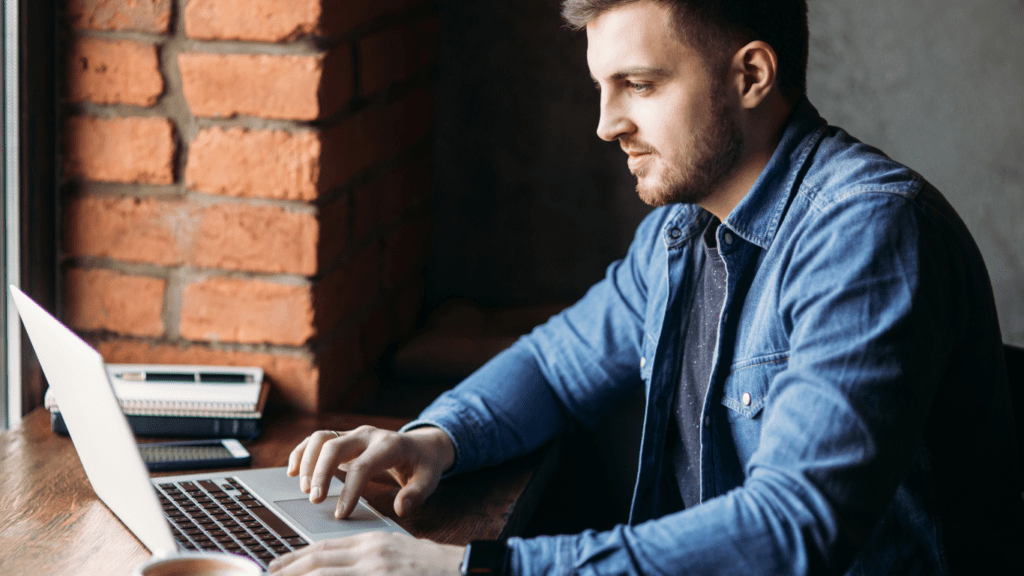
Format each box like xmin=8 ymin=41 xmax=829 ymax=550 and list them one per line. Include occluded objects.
xmin=9 ymin=285 xmax=407 ymax=569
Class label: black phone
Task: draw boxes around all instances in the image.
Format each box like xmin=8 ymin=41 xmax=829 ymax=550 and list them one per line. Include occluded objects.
xmin=138 ymin=438 xmax=251 ymax=472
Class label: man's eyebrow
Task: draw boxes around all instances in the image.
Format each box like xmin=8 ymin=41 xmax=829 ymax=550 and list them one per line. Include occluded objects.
xmin=591 ymin=66 xmax=673 ymax=83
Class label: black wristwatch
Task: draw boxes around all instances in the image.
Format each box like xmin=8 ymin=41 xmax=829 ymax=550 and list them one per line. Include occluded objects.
xmin=460 ymin=540 xmax=509 ymax=575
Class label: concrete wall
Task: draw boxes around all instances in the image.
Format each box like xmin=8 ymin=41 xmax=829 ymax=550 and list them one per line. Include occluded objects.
xmin=429 ymin=0 xmax=1024 ymax=345
xmin=808 ymin=0 xmax=1024 ymax=345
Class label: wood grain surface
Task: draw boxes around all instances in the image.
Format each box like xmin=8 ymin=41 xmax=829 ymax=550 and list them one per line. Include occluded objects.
xmin=0 ymin=407 xmax=553 ymax=575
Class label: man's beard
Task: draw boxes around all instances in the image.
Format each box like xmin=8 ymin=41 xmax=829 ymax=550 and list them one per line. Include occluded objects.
xmin=629 ymin=92 xmax=744 ymax=208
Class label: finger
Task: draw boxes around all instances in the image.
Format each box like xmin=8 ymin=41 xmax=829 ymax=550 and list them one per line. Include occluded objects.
xmin=266 ymin=547 xmax=301 ymax=573
xmin=309 ymin=437 xmax=369 ymax=504
xmin=335 ymin=446 xmax=402 ymax=519
xmin=298 ymin=431 xmax=337 ymax=494
xmin=286 ymin=437 xmax=310 ymax=477
xmin=268 ymin=538 xmax=359 ymax=575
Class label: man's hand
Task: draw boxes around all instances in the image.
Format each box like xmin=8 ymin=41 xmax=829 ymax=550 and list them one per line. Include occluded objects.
xmin=267 ymin=532 xmax=465 ymax=575
xmin=286 ymin=425 xmax=455 ymax=518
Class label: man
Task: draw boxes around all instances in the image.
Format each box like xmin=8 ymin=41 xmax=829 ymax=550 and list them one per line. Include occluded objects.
xmin=269 ymin=0 xmax=1024 ymax=574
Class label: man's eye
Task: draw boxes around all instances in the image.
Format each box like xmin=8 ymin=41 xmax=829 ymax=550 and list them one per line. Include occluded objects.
xmin=628 ymin=82 xmax=652 ymax=93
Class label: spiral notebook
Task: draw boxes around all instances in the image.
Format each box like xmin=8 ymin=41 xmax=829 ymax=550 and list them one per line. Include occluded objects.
xmin=45 ymin=364 xmax=269 ymax=418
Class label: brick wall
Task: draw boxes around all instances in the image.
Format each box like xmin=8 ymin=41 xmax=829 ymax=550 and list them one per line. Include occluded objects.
xmin=60 ymin=0 xmax=437 ymax=412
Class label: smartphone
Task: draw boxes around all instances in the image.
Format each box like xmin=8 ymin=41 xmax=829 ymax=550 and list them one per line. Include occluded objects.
xmin=138 ymin=438 xmax=251 ymax=472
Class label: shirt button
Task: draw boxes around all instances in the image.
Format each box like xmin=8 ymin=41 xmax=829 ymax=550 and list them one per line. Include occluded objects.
xmin=741 ymin=392 xmax=752 ymax=406
xmin=640 ymin=356 xmax=646 ymax=369
xmin=669 ymin=228 xmax=682 ymax=239
xmin=722 ymin=231 xmax=734 ymax=245
xmin=704 ymin=416 xmax=711 ymax=427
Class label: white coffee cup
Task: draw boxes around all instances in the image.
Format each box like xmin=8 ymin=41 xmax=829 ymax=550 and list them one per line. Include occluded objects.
xmin=132 ymin=551 xmax=262 ymax=576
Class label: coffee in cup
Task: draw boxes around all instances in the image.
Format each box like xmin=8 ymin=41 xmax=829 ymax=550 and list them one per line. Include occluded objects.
xmin=133 ymin=551 xmax=261 ymax=576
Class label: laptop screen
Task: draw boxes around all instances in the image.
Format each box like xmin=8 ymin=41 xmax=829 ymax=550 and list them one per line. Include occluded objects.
xmin=10 ymin=285 xmax=177 ymax=556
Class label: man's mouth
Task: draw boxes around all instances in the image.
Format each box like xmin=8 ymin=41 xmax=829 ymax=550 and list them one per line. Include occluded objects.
xmin=626 ymin=151 xmax=651 ymax=173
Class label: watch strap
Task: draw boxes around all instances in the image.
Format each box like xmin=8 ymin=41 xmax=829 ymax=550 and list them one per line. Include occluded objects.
xmin=460 ymin=540 xmax=509 ymax=575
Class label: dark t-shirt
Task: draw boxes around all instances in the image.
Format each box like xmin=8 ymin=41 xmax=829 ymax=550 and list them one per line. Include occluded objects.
xmin=669 ymin=217 xmax=727 ymax=509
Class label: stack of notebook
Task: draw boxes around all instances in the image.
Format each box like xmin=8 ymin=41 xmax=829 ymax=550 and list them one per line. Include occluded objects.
xmin=46 ymin=364 xmax=269 ymax=439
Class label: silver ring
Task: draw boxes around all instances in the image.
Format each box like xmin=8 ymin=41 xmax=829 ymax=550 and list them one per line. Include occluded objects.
xmin=330 ymin=430 xmax=341 ymax=438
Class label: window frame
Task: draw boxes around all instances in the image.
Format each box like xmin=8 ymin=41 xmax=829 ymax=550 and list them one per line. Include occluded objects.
xmin=2 ymin=0 xmax=58 ymax=430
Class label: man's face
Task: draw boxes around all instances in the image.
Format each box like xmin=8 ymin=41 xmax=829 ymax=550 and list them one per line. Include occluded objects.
xmin=587 ymin=1 xmax=744 ymax=207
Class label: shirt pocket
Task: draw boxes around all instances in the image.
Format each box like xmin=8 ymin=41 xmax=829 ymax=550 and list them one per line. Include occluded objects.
xmin=719 ymin=352 xmax=788 ymax=465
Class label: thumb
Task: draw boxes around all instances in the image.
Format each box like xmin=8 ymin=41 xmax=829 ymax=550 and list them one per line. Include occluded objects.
xmin=394 ymin=468 xmax=439 ymax=516
xmin=395 ymin=484 xmax=427 ymax=516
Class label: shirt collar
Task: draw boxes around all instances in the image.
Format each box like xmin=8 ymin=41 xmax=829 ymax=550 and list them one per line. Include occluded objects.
xmin=722 ymin=96 xmax=828 ymax=250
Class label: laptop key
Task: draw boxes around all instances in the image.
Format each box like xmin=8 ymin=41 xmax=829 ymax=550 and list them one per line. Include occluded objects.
xmin=249 ymin=506 xmax=300 ymax=539
xmin=198 ymin=480 xmax=222 ymax=492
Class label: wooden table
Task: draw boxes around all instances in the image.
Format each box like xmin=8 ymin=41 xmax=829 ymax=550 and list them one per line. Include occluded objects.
xmin=0 ymin=407 xmax=555 ymax=575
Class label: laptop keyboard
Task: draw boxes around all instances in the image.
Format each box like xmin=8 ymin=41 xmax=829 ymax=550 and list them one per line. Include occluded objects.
xmin=156 ymin=477 xmax=309 ymax=569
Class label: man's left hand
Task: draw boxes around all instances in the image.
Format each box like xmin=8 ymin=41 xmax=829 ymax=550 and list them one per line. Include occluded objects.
xmin=267 ymin=532 xmax=466 ymax=575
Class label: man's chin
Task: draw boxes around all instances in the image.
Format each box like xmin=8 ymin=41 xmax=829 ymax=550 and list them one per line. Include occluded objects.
xmin=635 ymin=180 xmax=671 ymax=207
xmin=636 ymin=176 xmax=711 ymax=208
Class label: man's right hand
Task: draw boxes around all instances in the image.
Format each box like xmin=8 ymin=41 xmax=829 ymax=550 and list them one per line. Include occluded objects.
xmin=286 ymin=425 xmax=456 ymax=519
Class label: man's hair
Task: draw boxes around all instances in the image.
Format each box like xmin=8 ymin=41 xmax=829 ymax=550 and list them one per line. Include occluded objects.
xmin=562 ymin=0 xmax=809 ymax=97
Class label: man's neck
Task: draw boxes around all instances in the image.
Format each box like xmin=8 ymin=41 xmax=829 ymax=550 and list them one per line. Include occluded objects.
xmin=700 ymin=96 xmax=795 ymax=222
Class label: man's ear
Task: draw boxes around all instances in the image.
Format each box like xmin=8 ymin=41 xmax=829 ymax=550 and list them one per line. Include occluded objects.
xmin=730 ymin=41 xmax=778 ymax=109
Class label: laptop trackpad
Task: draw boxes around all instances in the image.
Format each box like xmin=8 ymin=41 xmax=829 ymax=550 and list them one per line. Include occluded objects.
xmin=275 ymin=498 xmax=390 ymax=535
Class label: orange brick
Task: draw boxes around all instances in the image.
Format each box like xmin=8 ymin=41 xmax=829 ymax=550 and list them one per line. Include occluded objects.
xmin=185 ymin=0 xmax=322 ymax=42
xmin=186 ymin=127 xmax=321 ymax=200
xmin=63 ymin=195 xmax=194 ymax=265
xmin=94 ymin=338 xmax=322 ymax=413
xmin=360 ymin=17 xmax=439 ymax=95
xmin=313 ymin=246 xmax=380 ymax=337
xmin=64 ymin=268 xmax=166 ymax=337
xmin=67 ymin=0 xmax=171 ymax=34
xmin=319 ymin=87 xmax=433 ymax=192
xmin=194 ymin=203 xmax=319 ymax=275
xmin=181 ymin=277 xmax=315 ymax=346
xmin=185 ymin=0 xmax=430 ymax=40
xmin=383 ymin=213 xmax=432 ymax=289
xmin=353 ymin=156 xmax=430 ymax=242
xmin=187 ymin=89 xmax=431 ymax=200
xmin=66 ymin=36 xmax=163 ymax=106
xmin=63 ymin=116 xmax=175 ymax=184
xmin=178 ymin=48 xmax=351 ymax=120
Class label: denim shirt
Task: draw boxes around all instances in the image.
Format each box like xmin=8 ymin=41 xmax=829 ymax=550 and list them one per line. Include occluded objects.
xmin=407 ymin=98 xmax=1024 ymax=574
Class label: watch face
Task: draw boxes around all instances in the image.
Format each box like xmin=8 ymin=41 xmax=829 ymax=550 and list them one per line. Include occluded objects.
xmin=461 ymin=540 xmax=508 ymax=575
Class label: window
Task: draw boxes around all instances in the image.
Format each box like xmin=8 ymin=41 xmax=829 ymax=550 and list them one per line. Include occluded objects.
xmin=2 ymin=0 xmax=18 ymax=430
xmin=2 ymin=0 xmax=57 ymax=430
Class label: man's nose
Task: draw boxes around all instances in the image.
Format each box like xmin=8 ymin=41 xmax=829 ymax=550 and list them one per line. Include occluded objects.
xmin=596 ymin=93 xmax=633 ymax=142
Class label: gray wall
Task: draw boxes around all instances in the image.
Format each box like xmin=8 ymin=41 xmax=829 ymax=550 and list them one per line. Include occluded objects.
xmin=428 ymin=1 xmax=1024 ymax=345
xmin=807 ymin=0 xmax=1024 ymax=345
